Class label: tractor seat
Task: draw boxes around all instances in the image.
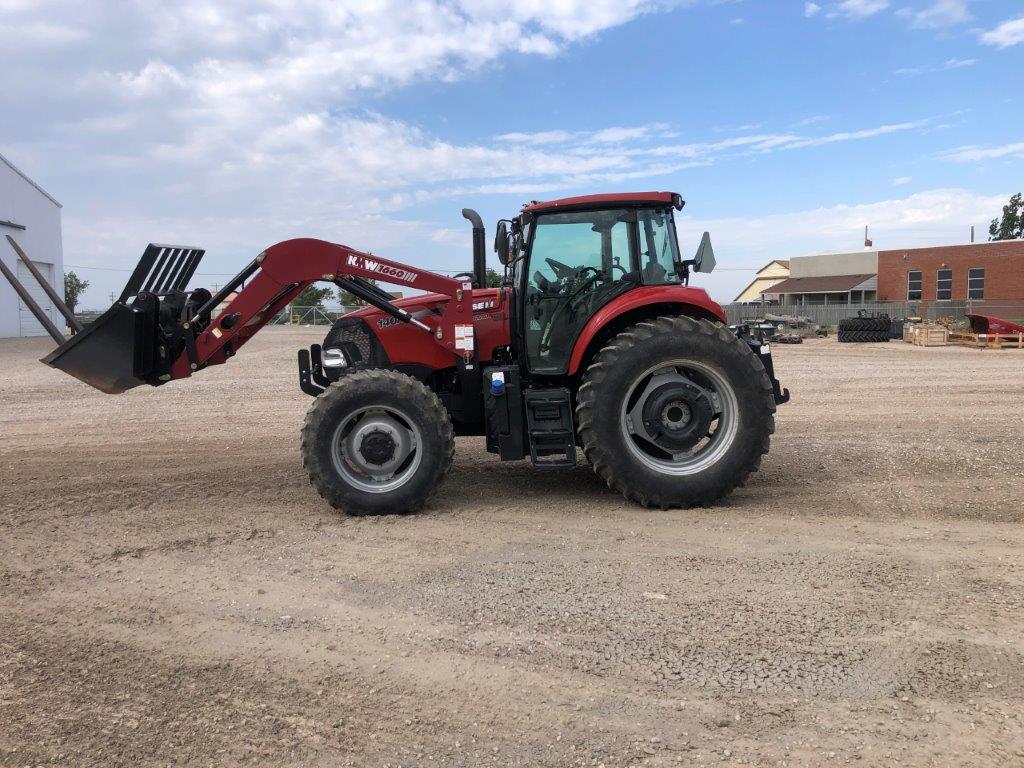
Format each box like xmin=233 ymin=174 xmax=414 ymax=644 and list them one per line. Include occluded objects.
xmin=642 ymin=261 xmax=667 ymax=284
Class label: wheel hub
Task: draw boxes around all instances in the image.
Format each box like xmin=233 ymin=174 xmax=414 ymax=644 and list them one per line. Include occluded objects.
xmin=638 ymin=378 xmax=715 ymax=452
xmin=359 ymin=429 xmax=397 ymax=466
xmin=338 ymin=411 xmax=416 ymax=482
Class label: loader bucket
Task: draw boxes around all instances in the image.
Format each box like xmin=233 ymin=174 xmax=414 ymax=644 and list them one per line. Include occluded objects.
xmin=0 ymin=239 xmax=206 ymax=394
xmin=41 ymin=294 xmax=161 ymax=394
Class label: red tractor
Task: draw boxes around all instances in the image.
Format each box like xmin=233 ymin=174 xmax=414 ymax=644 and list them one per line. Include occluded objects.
xmin=3 ymin=192 xmax=788 ymax=515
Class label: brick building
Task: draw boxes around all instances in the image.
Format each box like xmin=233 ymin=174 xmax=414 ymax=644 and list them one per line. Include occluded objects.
xmin=876 ymin=241 xmax=1024 ymax=304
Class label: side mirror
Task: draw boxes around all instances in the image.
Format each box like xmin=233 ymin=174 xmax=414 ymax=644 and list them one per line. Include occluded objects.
xmin=693 ymin=231 xmax=716 ymax=274
xmin=494 ymin=221 xmax=509 ymax=265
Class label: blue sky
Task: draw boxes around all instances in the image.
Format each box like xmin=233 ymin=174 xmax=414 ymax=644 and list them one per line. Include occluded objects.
xmin=1 ymin=0 xmax=1021 ymax=305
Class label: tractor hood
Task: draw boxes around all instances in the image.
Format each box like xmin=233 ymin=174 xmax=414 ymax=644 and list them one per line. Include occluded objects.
xmin=342 ymin=288 xmax=503 ymax=321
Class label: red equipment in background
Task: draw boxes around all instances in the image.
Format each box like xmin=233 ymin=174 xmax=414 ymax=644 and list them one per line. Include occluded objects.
xmin=967 ymin=314 xmax=1024 ymax=335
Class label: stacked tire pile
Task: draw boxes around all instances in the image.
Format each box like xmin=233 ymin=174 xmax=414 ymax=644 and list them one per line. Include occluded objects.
xmin=837 ymin=314 xmax=891 ymax=343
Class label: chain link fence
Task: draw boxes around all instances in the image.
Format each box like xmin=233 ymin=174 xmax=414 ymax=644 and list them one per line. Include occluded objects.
xmin=722 ymin=301 xmax=1024 ymax=328
xmin=73 ymin=301 xmax=1024 ymax=332
xmin=269 ymin=306 xmax=358 ymax=326
xmin=73 ymin=305 xmax=362 ymax=328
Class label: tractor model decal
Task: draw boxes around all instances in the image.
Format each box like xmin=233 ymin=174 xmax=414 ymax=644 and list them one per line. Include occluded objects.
xmin=346 ymin=254 xmax=418 ymax=283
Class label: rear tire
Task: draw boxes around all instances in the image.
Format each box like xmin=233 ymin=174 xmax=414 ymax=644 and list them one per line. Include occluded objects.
xmin=576 ymin=316 xmax=776 ymax=508
xmin=837 ymin=329 xmax=890 ymax=343
xmin=839 ymin=315 xmax=890 ymax=334
xmin=301 ymin=369 xmax=454 ymax=515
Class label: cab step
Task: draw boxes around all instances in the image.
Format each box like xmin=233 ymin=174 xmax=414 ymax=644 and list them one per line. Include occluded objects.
xmin=525 ymin=388 xmax=577 ymax=468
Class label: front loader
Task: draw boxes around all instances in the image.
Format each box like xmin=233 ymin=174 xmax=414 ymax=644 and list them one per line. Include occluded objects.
xmin=3 ymin=191 xmax=788 ymax=515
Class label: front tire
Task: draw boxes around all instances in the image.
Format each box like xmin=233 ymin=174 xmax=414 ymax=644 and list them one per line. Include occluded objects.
xmin=301 ymin=369 xmax=454 ymax=515
xmin=576 ymin=316 xmax=775 ymax=508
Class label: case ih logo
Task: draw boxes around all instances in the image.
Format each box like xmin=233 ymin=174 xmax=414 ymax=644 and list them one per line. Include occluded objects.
xmin=347 ymin=254 xmax=417 ymax=283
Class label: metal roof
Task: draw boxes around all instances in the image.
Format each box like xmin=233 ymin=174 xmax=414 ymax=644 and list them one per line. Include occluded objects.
xmin=766 ymin=274 xmax=876 ymax=295
xmin=0 ymin=152 xmax=62 ymax=208
xmin=522 ymin=191 xmax=676 ymax=213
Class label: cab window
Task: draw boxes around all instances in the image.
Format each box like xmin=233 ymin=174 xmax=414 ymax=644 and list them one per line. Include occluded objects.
xmin=523 ymin=208 xmax=634 ymax=374
xmin=637 ymin=208 xmax=682 ymax=284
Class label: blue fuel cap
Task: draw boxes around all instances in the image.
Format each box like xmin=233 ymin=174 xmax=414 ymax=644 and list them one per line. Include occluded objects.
xmin=490 ymin=376 xmax=505 ymax=396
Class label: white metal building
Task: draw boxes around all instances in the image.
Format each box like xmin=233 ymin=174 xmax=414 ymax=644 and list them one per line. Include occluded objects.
xmin=0 ymin=153 xmax=63 ymax=338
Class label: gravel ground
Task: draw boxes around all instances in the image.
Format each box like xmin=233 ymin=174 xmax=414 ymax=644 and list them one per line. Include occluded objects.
xmin=1 ymin=327 xmax=1022 ymax=767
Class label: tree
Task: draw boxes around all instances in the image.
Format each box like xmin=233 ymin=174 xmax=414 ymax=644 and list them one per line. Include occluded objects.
xmin=292 ymin=284 xmax=333 ymax=310
xmin=337 ymin=278 xmax=377 ymax=308
xmin=63 ymin=271 xmax=89 ymax=313
xmin=989 ymin=193 xmax=1023 ymax=241
xmin=485 ymin=267 xmax=504 ymax=288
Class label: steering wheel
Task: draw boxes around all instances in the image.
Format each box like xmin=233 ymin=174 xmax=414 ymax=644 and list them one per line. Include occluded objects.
xmin=545 ymin=258 xmax=578 ymax=281
xmin=566 ymin=271 xmax=602 ymax=311
xmin=541 ymin=267 xmax=604 ymax=344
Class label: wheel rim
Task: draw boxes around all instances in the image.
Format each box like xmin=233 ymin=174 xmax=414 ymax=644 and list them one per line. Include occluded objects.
xmin=330 ymin=406 xmax=423 ymax=493
xmin=619 ymin=359 xmax=739 ymax=476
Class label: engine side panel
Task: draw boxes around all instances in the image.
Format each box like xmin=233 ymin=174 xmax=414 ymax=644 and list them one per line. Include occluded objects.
xmin=326 ymin=288 xmax=512 ymax=374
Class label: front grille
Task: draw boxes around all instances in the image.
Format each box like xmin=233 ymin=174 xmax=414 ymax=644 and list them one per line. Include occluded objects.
xmin=327 ymin=317 xmax=389 ymax=367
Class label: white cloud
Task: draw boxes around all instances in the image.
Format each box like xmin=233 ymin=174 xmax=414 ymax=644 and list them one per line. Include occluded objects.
xmin=837 ymin=0 xmax=890 ymax=19
xmin=797 ymin=115 xmax=830 ymax=126
xmin=910 ymin=0 xmax=971 ymax=29
xmin=0 ymin=0 xmax=973 ymax=309
xmin=0 ymin=19 xmax=83 ymax=44
xmin=940 ymin=142 xmax=1024 ymax=163
xmin=891 ymin=176 xmax=912 ymax=186
xmin=804 ymin=2 xmax=821 ymax=18
xmin=894 ymin=57 xmax=975 ymax=76
xmin=497 ymin=124 xmax=675 ymax=146
xmin=980 ymin=17 xmax=1024 ymax=48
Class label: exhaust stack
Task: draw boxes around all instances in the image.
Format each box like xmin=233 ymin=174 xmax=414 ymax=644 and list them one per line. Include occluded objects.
xmin=461 ymin=208 xmax=486 ymax=289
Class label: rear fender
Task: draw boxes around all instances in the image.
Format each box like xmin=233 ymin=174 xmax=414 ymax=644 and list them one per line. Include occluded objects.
xmin=567 ymin=286 xmax=727 ymax=377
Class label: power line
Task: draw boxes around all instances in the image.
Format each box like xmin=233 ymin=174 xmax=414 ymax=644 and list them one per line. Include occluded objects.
xmin=66 ymin=262 xmax=759 ymax=275
xmin=63 ymin=263 xmax=485 ymax=275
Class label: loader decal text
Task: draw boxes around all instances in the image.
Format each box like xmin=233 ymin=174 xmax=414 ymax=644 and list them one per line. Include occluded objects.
xmin=346 ymin=254 xmax=418 ymax=283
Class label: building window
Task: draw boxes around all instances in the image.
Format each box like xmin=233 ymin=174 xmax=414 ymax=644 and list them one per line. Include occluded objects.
xmin=907 ymin=270 xmax=922 ymax=301
xmin=968 ymin=268 xmax=984 ymax=300
xmin=936 ymin=269 xmax=952 ymax=301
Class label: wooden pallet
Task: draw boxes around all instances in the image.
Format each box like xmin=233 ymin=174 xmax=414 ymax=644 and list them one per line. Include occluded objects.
xmin=949 ymin=330 xmax=1024 ymax=350
xmin=903 ymin=324 xmax=949 ymax=346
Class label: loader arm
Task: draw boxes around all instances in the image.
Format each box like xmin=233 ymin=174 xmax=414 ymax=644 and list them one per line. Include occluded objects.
xmin=170 ymin=238 xmax=474 ymax=382
xmin=1 ymin=235 xmax=474 ymax=394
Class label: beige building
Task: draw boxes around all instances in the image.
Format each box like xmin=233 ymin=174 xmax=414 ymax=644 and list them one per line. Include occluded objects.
xmin=765 ymin=250 xmax=877 ymax=306
xmin=733 ymin=260 xmax=790 ymax=303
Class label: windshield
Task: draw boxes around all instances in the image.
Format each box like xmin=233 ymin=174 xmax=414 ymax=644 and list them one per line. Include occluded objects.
xmin=637 ymin=207 xmax=682 ymax=284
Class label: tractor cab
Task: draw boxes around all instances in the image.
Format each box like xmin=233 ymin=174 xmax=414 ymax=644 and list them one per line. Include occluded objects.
xmin=494 ymin=192 xmax=715 ymax=377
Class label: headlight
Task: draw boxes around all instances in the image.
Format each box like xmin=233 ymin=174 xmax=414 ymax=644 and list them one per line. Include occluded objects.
xmin=322 ymin=347 xmax=347 ymax=368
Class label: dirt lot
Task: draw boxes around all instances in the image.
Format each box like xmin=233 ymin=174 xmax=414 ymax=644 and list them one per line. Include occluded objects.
xmin=1 ymin=328 xmax=1022 ymax=767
